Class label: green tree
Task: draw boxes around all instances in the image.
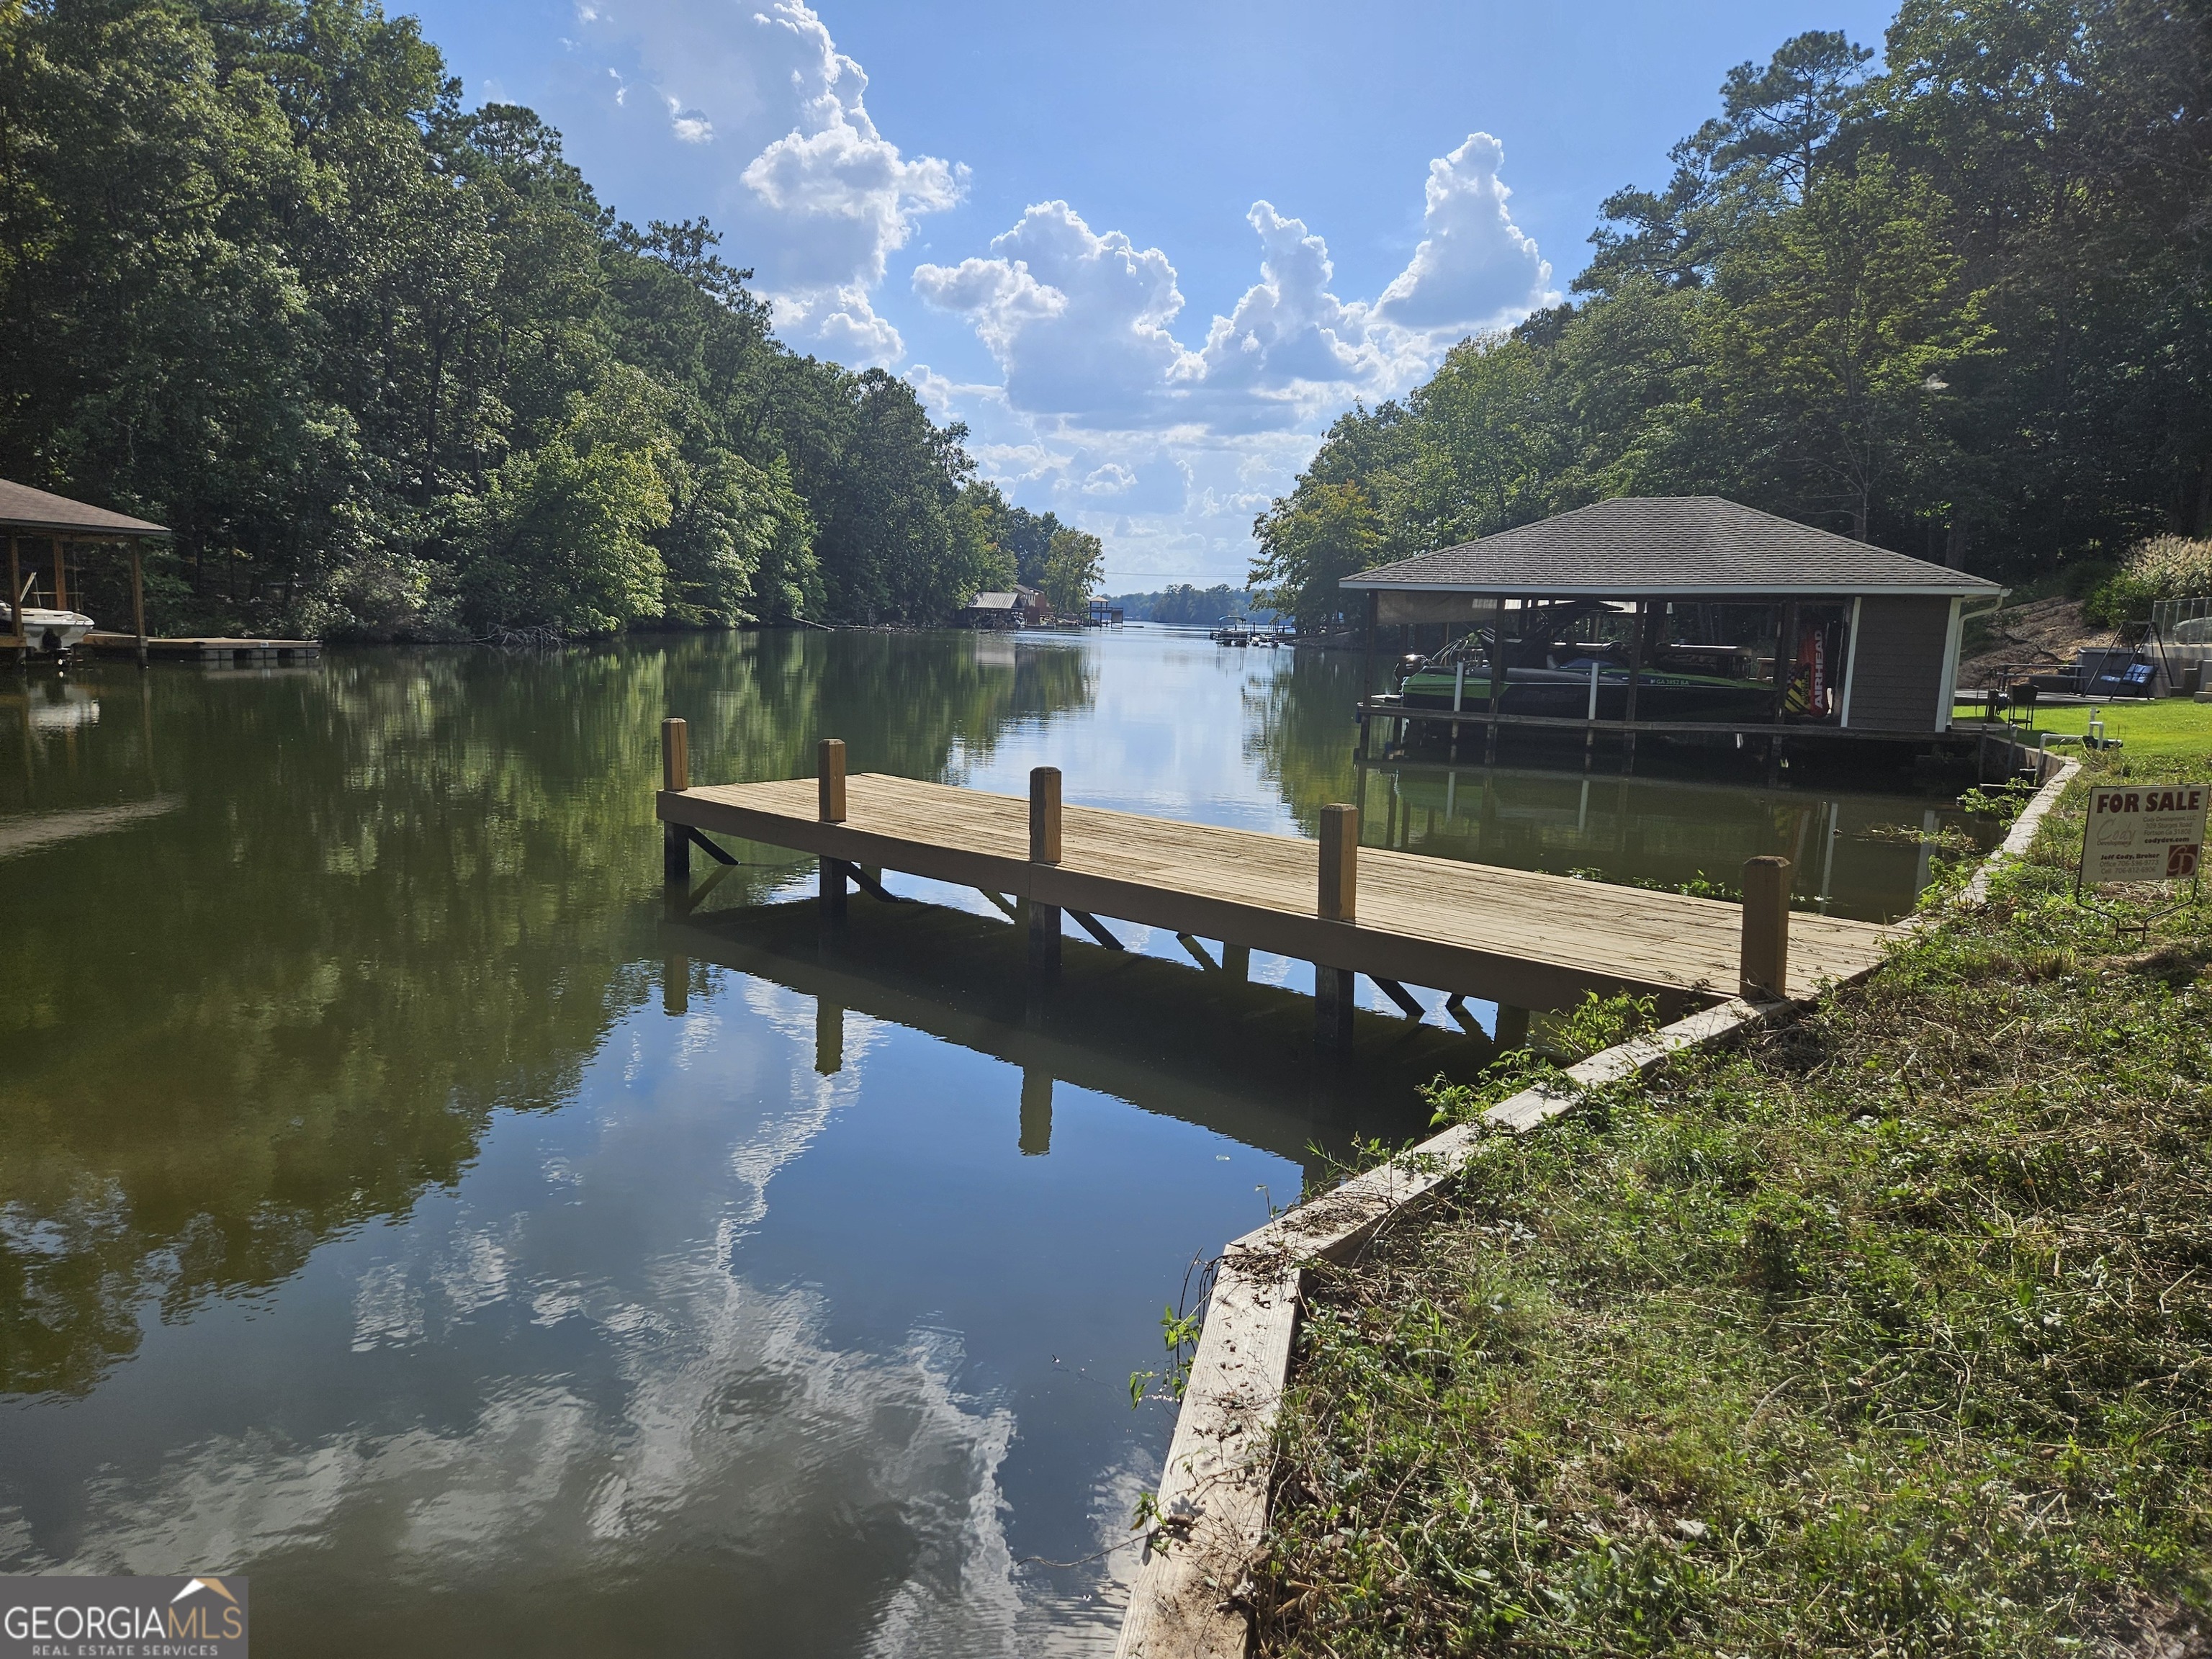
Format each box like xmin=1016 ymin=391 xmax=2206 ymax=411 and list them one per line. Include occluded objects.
xmin=0 ymin=0 xmax=998 ymax=638
xmin=1039 ymin=526 xmax=1102 ymax=616
xmin=1264 ymin=6 xmax=2211 ymax=585
xmin=1249 ymin=481 xmax=1380 ymax=634
xmin=1707 ymin=156 xmax=1992 ymax=540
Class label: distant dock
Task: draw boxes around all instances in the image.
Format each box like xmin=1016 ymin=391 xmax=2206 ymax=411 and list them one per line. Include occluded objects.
xmin=654 ymin=721 xmax=1893 ymax=1043
xmin=81 ymin=631 xmax=319 ymax=666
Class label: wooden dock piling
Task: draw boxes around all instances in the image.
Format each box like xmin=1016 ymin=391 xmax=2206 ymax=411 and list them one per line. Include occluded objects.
xmin=1020 ymin=1068 xmax=1053 ymax=1154
xmin=819 ymin=739 xmax=848 ymax=918
xmin=661 ymin=718 xmax=690 ymax=885
xmin=1029 ymin=766 xmax=1062 ymax=981
xmin=1315 ymin=804 xmax=1359 ymax=1048
xmin=1739 ymin=855 xmax=1791 ymax=999
xmin=818 ymin=738 xmax=848 ymax=821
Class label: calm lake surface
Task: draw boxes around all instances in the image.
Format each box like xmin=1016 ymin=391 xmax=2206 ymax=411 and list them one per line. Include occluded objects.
xmin=0 ymin=627 xmax=1991 ymax=1655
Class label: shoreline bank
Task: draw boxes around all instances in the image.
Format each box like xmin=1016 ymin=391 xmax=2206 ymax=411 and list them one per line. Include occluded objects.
xmin=1111 ymin=743 xmax=2189 ymax=1658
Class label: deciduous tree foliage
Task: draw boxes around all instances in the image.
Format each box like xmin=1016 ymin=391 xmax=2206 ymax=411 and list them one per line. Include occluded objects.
xmin=1254 ymin=4 xmax=2212 ymax=630
xmin=0 ymin=0 xmax=1009 ymax=637
xmin=1038 ymin=526 xmax=1103 ymax=616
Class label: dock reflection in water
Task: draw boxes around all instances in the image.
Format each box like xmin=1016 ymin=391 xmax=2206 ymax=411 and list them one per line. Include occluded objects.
xmin=0 ymin=626 xmax=1989 ymax=1656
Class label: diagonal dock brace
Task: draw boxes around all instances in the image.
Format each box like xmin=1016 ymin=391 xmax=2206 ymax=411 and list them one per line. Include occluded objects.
xmin=1067 ymin=909 xmax=1125 ymax=950
xmin=1371 ymin=976 xmax=1426 ymax=1021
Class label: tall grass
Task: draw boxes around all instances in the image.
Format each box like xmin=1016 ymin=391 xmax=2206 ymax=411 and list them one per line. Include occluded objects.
xmin=1256 ymin=760 xmax=2212 ymax=1655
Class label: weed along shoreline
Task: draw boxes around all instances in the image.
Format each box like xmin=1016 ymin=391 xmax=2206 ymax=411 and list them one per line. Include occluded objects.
xmin=1114 ymin=747 xmax=2100 ymax=1659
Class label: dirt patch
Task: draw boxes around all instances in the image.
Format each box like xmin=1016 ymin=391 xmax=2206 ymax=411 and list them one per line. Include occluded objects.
xmin=1959 ymin=595 xmax=2119 ymax=685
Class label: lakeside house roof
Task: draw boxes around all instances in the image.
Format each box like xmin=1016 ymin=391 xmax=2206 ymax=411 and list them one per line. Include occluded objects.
xmin=0 ymin=477 xmax=168 ymax=539
xmin=1342 ymin=497 xmax=2004 ymax=600
xmin=966 ymin=591 xmax=1020 ymax=611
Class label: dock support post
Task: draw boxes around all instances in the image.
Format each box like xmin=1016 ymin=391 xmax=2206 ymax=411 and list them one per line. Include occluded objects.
xmin=130 ymin=547 xmax=148 ymax=669
xmin=1493 ymin=1004 xmax=1531 ymax=1050
xmin=660 ymin=717 xmax=690 ymax=885
xmin=1020 ymin=1068 xmax=1053 ymax=1155
xmin=1314 ymin=803 xmax=1359 ymax=1051
xmin=1028 ymin=765 xmax=1061 ymax=983
xmin=1740 ymin=855 xmax=1791 ymax=999
xmin=1316 ymin=965 xmax=1356 ymax=1048
xmin=1485 ymin=594 xmax=1506 ymax=765
xmin=1221 ymin=943 xmax=1250 ymax=981
xmin=816 ymin=999 xmax=845 ymax=1075
xmin=1318 ymin=801 xmax=1357 ymax=922
xmin=662 ymin=952 xmax=689 ymax=1017
xmin=818 ymin=738 xmax=848 ymax=918
xmin=6 ymin=536 xmax=20 ymax=672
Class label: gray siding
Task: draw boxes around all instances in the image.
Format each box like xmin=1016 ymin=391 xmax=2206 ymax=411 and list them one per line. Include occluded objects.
xmin=1847 ymin=596 xmax=1952 ymax=731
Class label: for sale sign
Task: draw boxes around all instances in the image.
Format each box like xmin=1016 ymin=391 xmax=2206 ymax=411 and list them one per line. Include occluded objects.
xmin=2082 ymin=785 xmax=2210 ymax=884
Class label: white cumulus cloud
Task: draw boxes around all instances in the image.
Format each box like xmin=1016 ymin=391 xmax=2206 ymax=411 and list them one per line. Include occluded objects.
xmin=1372 ymin=132 xmax=1557 ymax=336
xmin=914 ymin=202 xmax=1199 ymax=423
xmin=912 ymin=132 xmax=1554 ymax=584
xmin=1197 ymin=202 xmax=1382 ymax=395
xmin=565 ymin=0 xmax=965 ymax=364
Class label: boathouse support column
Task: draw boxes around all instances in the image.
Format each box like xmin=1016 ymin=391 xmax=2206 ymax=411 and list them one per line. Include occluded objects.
xmin=130 ymin=547 xmax=148 ymax=668
xmin=818 ymin=738 xmax=848 ymax=917
xmin=660 ymin=717 xmax=691 ymax=884
xmin=6 ymin=538 xmax=20 ymax=670
xmin=1313 ymin=803 xmax=1358 ymax=1051
xmin=1739 ymin=855 xmax=1791 ymax=999
xmin=1029 ymin=765 xmax=1061 ymax=983
xmin=1622 ymin=599 xmax=1650 ymax=767
xmin=50 ymin=536 xmax=65 ymax=612
xmin=1485 ymin=595 xmax=1506 ymax=764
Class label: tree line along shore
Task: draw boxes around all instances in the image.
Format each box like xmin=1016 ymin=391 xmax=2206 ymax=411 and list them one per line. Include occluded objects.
xmin=1248 ymin=6 xmax=2212 ymax=639
xmin=0 ymin=0 xmax=1101 ymax=642
xmin=15 ymin=6 xmax=2206 ymax=651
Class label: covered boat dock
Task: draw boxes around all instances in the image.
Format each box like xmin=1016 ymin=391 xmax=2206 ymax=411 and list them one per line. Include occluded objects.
xmin=1343 ymin=496 xmax=2006 ymax=768
xmin=0 ymin=477 xmax=168 ymax=667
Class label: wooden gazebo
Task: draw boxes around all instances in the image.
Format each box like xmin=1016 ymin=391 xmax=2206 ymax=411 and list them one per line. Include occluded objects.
xmin=0 ymin=477 xmax=168 ymax=667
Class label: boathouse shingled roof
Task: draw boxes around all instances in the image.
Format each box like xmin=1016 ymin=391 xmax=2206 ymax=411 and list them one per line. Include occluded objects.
xmin=0 ymin=477 xmax=168 ymax=539
xmin=1342 ymin=496 xmax=2002 ymax=598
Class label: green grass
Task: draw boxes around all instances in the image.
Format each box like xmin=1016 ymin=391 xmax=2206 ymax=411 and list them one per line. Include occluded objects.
xmin=1254 ymin=752 xmax=2212 ymax=1656
xmin=1954 ymin=696 xmax=2212 ymax=762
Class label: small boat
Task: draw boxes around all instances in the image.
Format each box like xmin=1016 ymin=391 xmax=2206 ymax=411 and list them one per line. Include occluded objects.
xmin=1 ymin=603 xmax=97 ymax=659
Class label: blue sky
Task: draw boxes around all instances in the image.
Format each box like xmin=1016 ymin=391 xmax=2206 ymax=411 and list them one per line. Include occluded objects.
xmin=406 ymin=0 xmax=1900 ymax=586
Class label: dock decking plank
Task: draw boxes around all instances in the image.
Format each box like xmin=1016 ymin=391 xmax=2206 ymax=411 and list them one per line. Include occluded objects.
xmin=660 ymin=773 xmax=1893 ymax=1010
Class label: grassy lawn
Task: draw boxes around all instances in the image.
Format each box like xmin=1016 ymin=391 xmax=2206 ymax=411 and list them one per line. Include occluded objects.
xmin=1254 ymin=752 xmax=2212 ymax=1655
xmin=1954 ymin=696 xmax=2212 ymax=763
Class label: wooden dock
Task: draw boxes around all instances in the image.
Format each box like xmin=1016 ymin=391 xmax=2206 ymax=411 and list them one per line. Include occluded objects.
xmin=655 ymin=724 xmax=1894 ymax=1035
xmin=79 ymin=631 xmax=320 ymax=665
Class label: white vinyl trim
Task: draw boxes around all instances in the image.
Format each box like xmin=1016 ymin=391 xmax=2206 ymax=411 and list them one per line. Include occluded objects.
xmin=1838 ymin=597 xmax=1863 ymax=729
xmin=1936 ymin=595 xmax=1964 ymax=731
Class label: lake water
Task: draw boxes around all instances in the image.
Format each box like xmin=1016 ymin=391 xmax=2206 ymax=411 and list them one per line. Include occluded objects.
xmin=0 ymin=627 xmax=1990 ymax=1655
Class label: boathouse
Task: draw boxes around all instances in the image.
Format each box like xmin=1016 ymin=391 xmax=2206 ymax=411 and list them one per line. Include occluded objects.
xmin=0 ymin=477 xmax=168 ymax=665
xmin=1341 ymin=495 xmax=2005 ymax=747
xmin=961 ymin=584 xmax=1048 ymax=629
